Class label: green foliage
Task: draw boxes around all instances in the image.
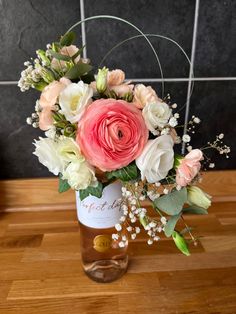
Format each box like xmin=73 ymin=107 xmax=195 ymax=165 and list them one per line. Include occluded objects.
xmin=79 ymin=182 xmax=103 ymax=201
xmin=164 ymin=213 xmax=182 ymax=237
xmin=49 ymin=50 xmax=71 ymax=62
xmin=154 ymin=187 xmax=187 ymax=215
xmin=58 ymin=176 xmax=71 ymax=193
xmin=32 ymin=81 xmax=48 ymax=91
xmin=174 ymin=154 xmax=183 ymax=169
xmin=172 ymin=231 xmax=190 ymax=256
xmin=106 ymin=163 xmax=139 ymax=182
xmin=65 ymin=63 xmax=92 ymax=80
xmin=60 ymin=31 xmax=76 ymax=46
xmin=183 ymin=206 xmax=208 ymax=215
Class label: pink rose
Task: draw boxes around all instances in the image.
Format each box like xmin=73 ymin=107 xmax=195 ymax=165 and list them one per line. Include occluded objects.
xmin=107 ymin=69 xmax=133 ymax=96
xmin=133 ymin=84 xmax=159 ymax=109
xmin=38 ymin=107 xmax=53 ymax=131
xmin=76 ymin=98 xmax=148 ymax=171
xmin=51 ymin=45 xmax=81 ymax=70
xmin=107 ymin=69 xmax=125 ymax=86
xmin=176 ymin=149 xmax=203 ymax=187
xmin=38 ymin=78 xmax=71 ymax=131
xmin=110 ymin=83 xmax=134 ymax=97
xmin=39 ymin=77 xmax=71 ymax=110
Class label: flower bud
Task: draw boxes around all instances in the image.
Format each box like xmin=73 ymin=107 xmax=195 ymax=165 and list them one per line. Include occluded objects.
xmin=172 ymin=231 xmax=190 ymax=256
xmin=36 ymin=49 xmax=50 ymax=66
xmin=96 ymin=67 xmax=108 ymax=94
xmin=187 ymin=186 xmax=211 ymax=209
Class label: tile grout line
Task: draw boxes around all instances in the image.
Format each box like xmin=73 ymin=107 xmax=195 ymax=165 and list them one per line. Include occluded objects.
xmin=182 ymin=0 xmax=200 ymax=154
xmin=80 ymin=0 xmax=87 ymax=59
xmin=1 ymin=77 xmax=236 ymax=86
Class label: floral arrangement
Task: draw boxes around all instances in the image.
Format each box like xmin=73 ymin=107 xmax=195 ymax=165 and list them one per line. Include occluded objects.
xmin=18 ymin=31 xmax=230 ymax=255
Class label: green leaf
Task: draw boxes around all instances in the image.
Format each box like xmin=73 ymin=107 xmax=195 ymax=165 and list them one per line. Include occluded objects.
xmin=164 ymin=213 xmax=182 ymax=237
xmin=154 ymin=187 xmax=187 ymax=215
xmin=79 ymin=182 xmax=103 ymax=201
xmin=60 ymin=31 xmax=76 ymax=46
xmin=172 ymin=231 xmax=190 ymax=256
xmin=49 ymin=50 xmax=71 ymax=62
xmin=65 ymin=63 xmax=92 ymax=80
xmin=183 ymin=206 xmax=208 ymax=215
xmin=58 ymin=176 xmax=71 ymax=193
xmin=106 ymin=163 xmax=138 ymax=182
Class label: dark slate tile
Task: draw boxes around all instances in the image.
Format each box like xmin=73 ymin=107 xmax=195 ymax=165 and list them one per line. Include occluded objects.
xmin=187 ymin=81 xmax=236 ymax=170
xmin=84 ymin=0 xmax=195 ymax=78
xmin=0 ymin=0 xmax=81 ymax=80
xmin=0 ymin=85 xmax=53 ymax=179
xmin=195 ymin=0 xmax=236 ymax=77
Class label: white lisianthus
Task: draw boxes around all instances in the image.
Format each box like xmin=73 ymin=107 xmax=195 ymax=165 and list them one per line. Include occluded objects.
xmin=187 ymin=186 xmax=211 ymax=209
xmin=57 ymin=137 xmax=84 ymax=163
xmin=33 ymin=137 xmax=64 ymax=175
xmin=59 ymin=81 xmax=93 ymax=123
xmin=136 ymin=135 xmax=174 ymax=183
xmin=62 ymin=160 xmax=97 ymax=190
xmin=142 ymin=101 xmax=172 ymax=134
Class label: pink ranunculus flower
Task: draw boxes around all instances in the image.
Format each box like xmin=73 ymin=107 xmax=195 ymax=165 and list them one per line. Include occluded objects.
xmin=176 ymin=149 xmax=203 ymax=187
xmin=38 ymin=77 xmax=71 ymax=131
xmin=76 ymin=98 xmax=149 ymax=171
xmin=133 ymin=84 xmax=159 ymax=109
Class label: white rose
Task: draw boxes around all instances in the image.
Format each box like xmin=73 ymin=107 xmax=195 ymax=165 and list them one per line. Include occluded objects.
xmin=62 ymin=160 xmax=97 ymax=190
xmin=59 ymin=81 xmax=93 ymax=123
xmin=136 ymin=135 xmax=174 ymax=183
xmin=142 ymin=102 xmax=172 ymax=134
xmin=33 ymin=137 xmax=64 ymax=175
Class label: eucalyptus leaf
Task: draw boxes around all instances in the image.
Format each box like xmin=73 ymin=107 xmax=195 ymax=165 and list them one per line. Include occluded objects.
xmin=79 ymin=182 xmax=103 ymax=201
xmin=154 ymin=187 xmax=187 ymax=215
xmin=183 ymin=206 xmax=208 ymax=215
xmin=106 ymin=163 xmax=138 ymax=182
xmin=58 ymin=176 xmax=71 ymax=193
xmin=49 ymin=50 xmax=71 ymax=62
xmin=164 ymin=213 xmax=182 ymax=237
xmin=65 ymin=63 xmax=92 ymax=80
xmin=172 ymin=231 xmax=190 ymax=256
xmin=60 ymin=31 xmax=76 ymax=46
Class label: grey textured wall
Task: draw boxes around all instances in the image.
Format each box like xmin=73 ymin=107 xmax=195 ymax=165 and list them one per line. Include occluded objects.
xmin=0 ymin=0 xmax=235 ymax=179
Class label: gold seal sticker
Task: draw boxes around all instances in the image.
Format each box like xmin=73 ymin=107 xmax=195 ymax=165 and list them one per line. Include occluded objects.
xmin=93 ymin=235 xmax=112 ymax=253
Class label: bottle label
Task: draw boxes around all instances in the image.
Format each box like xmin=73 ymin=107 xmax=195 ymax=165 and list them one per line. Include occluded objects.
xmin=76 ymin=182 xmax=123 ymax=229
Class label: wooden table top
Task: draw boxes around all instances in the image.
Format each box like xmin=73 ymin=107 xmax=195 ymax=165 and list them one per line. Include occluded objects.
xmin=0 ymin=201 xmax=235 ymax=314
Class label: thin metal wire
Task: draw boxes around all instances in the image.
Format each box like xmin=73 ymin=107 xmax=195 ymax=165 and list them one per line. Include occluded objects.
xmin=66 ymin=15 xmax=165 ymax=97
xmin=98 ymin=33 xmax=194 ymax=111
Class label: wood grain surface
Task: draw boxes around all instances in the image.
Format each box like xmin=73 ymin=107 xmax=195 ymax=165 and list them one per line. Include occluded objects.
xmin=0 ymin=170 xmax=236 ymax=211
xmin=0 ymin=172 xmax=235 ymax=313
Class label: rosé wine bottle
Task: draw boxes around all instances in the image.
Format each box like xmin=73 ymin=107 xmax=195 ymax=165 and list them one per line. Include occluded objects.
xmin=76 ymin=181 xmax=128 ymax=283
